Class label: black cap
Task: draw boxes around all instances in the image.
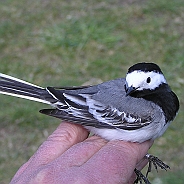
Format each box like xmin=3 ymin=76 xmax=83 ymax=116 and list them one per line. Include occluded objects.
xmin=127 ymin=62 xmax=163 ymax=74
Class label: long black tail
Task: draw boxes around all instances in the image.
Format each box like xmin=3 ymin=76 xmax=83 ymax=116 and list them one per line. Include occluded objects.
xmin=0 ymin=73 xmax=55 ymax=104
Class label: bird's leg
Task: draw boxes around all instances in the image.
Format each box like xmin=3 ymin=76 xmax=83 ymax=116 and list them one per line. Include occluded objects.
xmin=134 ymin=168 xmax=151 ymax=184
xmin=145 ymin=154 xmax=170 ymax=177
xmin=134 ymin=154 xmax=170 ymax=184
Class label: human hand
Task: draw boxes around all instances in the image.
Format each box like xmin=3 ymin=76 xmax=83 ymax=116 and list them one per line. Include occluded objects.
xmin=10 ymin=122 xmax=153 ymax=184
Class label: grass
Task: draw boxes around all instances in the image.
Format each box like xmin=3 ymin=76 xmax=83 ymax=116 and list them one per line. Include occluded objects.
xmin=0 ymin=0 xmax=184 ymax=183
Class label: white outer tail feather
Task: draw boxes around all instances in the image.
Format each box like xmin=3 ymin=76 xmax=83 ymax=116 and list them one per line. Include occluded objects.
xmin=0 ymin=73 xmax=51 ymax=105
xmin=0 ymin=90 xmax=51 ymax=104
xmin=0 ymin=73 xmax=44 ymax=89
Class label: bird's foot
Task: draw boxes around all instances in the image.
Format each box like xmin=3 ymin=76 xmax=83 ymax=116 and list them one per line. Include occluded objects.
xmin=134 ymin=168 xmax=151 ymax=184
xmin=145 ymin=154 xmax=170 ymax=177
xmin=134 ymin=154 xmax=170 ymax=184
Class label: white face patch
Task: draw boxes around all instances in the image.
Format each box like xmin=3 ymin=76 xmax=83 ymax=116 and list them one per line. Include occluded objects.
xmin=126 ymin=71 xmax=167 ymax=91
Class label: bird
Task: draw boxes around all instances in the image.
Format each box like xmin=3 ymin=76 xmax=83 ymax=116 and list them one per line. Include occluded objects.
xmin=0 ymin=62 xmax=179 ymax=184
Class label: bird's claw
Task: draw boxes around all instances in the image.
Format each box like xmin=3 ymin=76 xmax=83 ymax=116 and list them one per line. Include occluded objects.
xmin=134 ymin=154 xmax=170 ymax=184
xmin=145 ymin=154 xmax=170 ymax=177
xmin=134 ymin=168 xmax=151 ymax=184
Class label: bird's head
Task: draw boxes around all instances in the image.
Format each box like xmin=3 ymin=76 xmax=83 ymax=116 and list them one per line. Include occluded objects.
xmin=125 ymin=62 xmax=167 ymax=96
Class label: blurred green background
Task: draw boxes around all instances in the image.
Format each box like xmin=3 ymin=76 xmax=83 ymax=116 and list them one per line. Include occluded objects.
xmin=0 ymin=0 xmax=184 ymax=183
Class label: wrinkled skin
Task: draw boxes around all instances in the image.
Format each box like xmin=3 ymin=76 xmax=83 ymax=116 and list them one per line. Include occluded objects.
xmin=11 ymin=122 xmax=152 ymax=184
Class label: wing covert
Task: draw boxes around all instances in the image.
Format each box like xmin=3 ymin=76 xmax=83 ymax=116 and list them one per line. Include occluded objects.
xmin=41 ymin=87 xmax=152 ymax=130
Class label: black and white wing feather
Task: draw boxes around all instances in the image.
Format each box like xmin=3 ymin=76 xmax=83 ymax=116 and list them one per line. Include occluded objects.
xmin=40 ymin=87 xmax=152 ymax=130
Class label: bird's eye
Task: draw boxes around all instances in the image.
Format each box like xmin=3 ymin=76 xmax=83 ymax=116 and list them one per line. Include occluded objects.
xmin=146 ymin=77 xmax=151 ymax=83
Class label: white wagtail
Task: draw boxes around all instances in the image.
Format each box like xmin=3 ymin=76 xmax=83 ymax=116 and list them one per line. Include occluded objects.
xmin=0 ymin=62 xmax=179 ymax=183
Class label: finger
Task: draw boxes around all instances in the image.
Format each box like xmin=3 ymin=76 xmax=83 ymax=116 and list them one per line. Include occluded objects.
xmin=50 ymin=135 xmax=107 ymax=169
xmin=136 ymin=156 xmax=149 ymax=171
xmin=127 ymin=156 xmax=149 ymax=184
xmin=31 ymin=122 xmax=89 ymax=164
xmin=11 ymin=122 xmax=89 ymax=180
xmin=80 ymin=140 xmax=153 ymax=184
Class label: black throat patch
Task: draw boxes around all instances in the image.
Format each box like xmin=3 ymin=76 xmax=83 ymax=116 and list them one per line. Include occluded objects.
xmin=128 ymin=83 xmax=179 ymax=122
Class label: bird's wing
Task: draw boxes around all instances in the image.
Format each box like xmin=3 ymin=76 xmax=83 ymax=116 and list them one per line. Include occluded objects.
xmin=40 ymin=87 xmax=152 ymax=130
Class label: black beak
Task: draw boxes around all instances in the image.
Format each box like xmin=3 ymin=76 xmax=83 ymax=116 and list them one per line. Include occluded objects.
xmin=125 ymin=85 xmax=137 ymax=96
